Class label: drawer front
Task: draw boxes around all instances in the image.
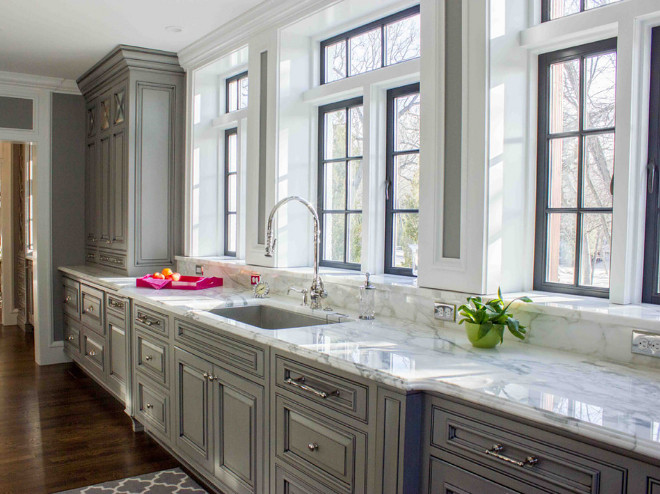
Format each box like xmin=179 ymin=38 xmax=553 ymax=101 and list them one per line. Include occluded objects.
xmin=275 ymin=356 xmax=368 ymax=422
xmin=429 ymin=456 xmax=519 ymax=494
xmin=82 ymin=330 xmax=105 ymax=374
xmin=136 ymin=331 xmax=168 ymax=387
xmin=428 ymin=398 xmax=626 ymax=494
xmin=134 ymin=304 xmax=169 ymax=338
xmin=63 ymin=316 xmax=81 ymax=352
xmin=136 ymin=377 xmax=169 ymax=438
xmin=274 ymin=464 xmax=332 ymax=494
xmin=81 ymin=285 xmax=104 ymax=335
xmin=174 ymin=318 xmax=264 ymax=378
xmin=275 ymin=395 xmax=367 ymax=493
xmin=63 ymin=279 xmax=80 ymax=319
xmin=106 ymin=294 xmax=127 ymax=318
xmin=98 ymin=250 xmax=126 ymax=269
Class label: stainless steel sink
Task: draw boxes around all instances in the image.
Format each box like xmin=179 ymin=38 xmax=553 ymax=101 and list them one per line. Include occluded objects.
xmin=207 ymin=305 xmax=340 ymax=330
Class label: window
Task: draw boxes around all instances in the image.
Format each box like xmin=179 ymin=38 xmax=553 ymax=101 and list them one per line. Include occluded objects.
xmin=225 ymin=128 xmax=238 ymax=256
xmin=643 ymin=27 xmax=660 ymax=304
xmin=320 ymin=5 xmax=420 ymax=84
xmin=542 ymin=0 xmax=622 ymax=22
xmin=385 ymin=83 xmax=420 ymax=276
xmin=226 ymin=71 xmax=248 ymax=112
xmin=26 ymin=144 xmax=34 ymax=254
xmin=318 ymin=97 xmax=364 ymax=269
xmin=535 ymin=38 xmax=617 ymax=297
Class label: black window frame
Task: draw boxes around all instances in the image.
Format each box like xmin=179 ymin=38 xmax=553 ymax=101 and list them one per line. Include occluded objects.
xmin=541 ymin=0 xmax=622 ymax=22
xmin=224 ymin=128 xmax=238 ymax=257
xmin=643 ymin=26 xmax=660 ymax=305
xmin=225 ymin=71 xmax=248 ymax=113
xmin=317 ymin=97 xmax=364 ymax=270
xmin=320 ymin=5 xmax=420 ymax=85
xmin=534 ymin=37 xmax=617 ymax=298
xmin=385 ymin=82 xmax=420 ymax=277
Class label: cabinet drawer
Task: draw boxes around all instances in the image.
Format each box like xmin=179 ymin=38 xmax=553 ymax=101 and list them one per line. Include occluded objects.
xmin=136 ymin=377 xmax=169 ymax=439
xmin=429 ymin=456 xmax=519 ymax=494
xmin=81 ymin=284 xmax=104 ymax=335
xmin=428 ymin=398 xmax=626 ymax=494
xmin=82 ymin=330 xmax=105 ymax=374
xmin=274 ymin=464 xmax=333 ymax=494
xmin=106 ymin=294 xmax=127 ymax=318
xmin=98 ymin=250 xmax=126 ymax=269
xmin=174 ymin=318 xmax=264 ymax=378
xmin=134 ymin=304 xmax=168 ymax=338
xmin=275 ymin=395 xmax=367 ymax=493
xmin=63 ymin=278 xmax=81 ymax=320
xmin=275 ymin=356 xmax=368 ymax=423
xmin=136 ymin=331 xmax=169 ymax=387
xmin=63 ymin=316 xmax=81 ymax=353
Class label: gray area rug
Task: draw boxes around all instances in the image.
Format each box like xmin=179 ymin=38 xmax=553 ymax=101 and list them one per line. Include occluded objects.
xmin=55 ymin=468 xmax=208 ymax=494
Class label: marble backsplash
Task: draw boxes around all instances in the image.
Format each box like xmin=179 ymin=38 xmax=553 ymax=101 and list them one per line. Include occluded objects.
xmin=176 ymin=257 xmax=660 ymax=369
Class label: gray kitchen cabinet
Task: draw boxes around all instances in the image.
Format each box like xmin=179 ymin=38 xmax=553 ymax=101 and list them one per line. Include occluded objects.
xmin=78 ymin=45 xmax=184 ymax=275
xmin=107 ymin=307 xmax=128 ymax=399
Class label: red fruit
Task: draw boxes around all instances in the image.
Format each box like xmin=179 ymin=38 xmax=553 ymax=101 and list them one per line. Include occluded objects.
xmin=153 ymin=272 xmax=165 ymax=280
xmin=171 ymin=272 xmax=181 ymax=281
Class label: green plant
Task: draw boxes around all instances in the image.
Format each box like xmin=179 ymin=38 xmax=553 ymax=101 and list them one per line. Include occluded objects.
xmin=458 ymin=288 xmax=532 ymax=343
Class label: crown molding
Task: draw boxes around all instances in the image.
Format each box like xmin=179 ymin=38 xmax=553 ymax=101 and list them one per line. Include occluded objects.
xmin=178 ymin=0 xmax=340 ymax=70
xmin=0 ymin=70 xmax=80 ymax=94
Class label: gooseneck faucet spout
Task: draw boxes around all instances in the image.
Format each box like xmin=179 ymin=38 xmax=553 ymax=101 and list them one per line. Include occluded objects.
xmin=265 ymin=196 xmax=327 ymax=309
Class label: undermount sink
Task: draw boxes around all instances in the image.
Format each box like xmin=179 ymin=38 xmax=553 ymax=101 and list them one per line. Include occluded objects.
xmin=207 ymin=305 xmax=341 ymax=330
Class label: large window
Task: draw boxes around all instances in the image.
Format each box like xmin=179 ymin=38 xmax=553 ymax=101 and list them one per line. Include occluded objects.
xmin=320 ymin=5 xmax=420 ymax=84
xmin=318 ymin=97 xmax=364 ymax=269
xmin=225 ymin=128 xmax=238 ymax=256
xmin=535 ymin=38 xmax=617 ymax=297
xmin=643 ymin=27 xmax=660 ymax=304
xmin=226 ymin=71 xmax=248 ymax=113
xmin=385 ymin=83 xmax=420 ymax=276
xmin=542 ymin=0 xmax=622 ymax=22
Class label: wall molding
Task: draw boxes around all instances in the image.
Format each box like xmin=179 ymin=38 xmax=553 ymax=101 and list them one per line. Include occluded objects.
xmin=0 ymin=71 xmax=79 ymax=94
xmin=177 ymin=0 xmax=340 ymax=70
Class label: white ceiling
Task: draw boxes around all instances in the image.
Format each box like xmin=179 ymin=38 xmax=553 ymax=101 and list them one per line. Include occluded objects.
xmin=0 ymin=0 xmax=266 ymax=80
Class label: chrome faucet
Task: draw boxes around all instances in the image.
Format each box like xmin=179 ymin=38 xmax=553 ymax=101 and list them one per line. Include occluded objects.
xmin=265 ymin=196 xmax=327 ymax=309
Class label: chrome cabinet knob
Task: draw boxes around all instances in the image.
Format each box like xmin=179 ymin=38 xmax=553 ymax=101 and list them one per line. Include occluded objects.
xmin=146 ymin=403 xmax=154 ymax=409
xmin=307 ymin=443 xmax=319 ymax=452
xmin=87 ymin=305 xmax=94 ymax=313
xmin=88 ymin=350 xmax=96 ymax=357
xmin=67 ymin=335 xmax=75 ymax=341
xmin=144 ymin=355 xmax=153 ymax=362
xmin=64 ymin=296 xmax=72 ymax=303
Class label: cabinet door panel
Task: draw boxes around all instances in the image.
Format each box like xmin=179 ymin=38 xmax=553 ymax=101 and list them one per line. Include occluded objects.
xmin=85 ymin=141 xmax=98 ymax=245
xmin=107 ymin=312 xmax=126 ymax=400
xmin=174 ymin=348 xmax=213 ymax=472
xmin=99 ymin=135 xmax=111 ymax=243
xmin=110 ymin=129 xmax=127 ymax=250
xmin=213 ymin=367 xmax=264 ymax=494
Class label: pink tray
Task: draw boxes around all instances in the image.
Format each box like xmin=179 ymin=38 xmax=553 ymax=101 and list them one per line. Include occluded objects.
xmin=136 ymin=275 xmax=223 ymax=290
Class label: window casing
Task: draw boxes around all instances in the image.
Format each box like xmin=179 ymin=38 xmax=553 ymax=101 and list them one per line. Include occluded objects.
xmin=535 ymin=38 xmax=617 ymax=297
xmin=541 ymin=0 xmax=622 ymax=22
xmin=320 ymin=5 xmax=420 ymax=85
xmin=385 ymin=83 xmax=420 ymax=276
xmin=226 ymin=71 xmax=248 ymax=113
xmin=643 ymin=26 xmax=660 ymax=305
xmin=225 ymin=128 xmax=238 ymax=256
xmin=318 ymin=97 xmax=364 ymax=270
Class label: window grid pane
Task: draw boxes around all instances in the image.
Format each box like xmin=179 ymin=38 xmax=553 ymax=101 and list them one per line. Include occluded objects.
xmin=319 ymin=99 xmax=363 ymax=269
xmin=226 ymin=72 xmax=248 ymax=113
xmin=536 ymin=39 xmax=616 ymax=296
xmin=225 ymin=128 xmax=239 ymax=256
xmin=544 ymin=0 xmax=621 ymax=21
xmin=321 ymin=6 xmax=420 ymax=84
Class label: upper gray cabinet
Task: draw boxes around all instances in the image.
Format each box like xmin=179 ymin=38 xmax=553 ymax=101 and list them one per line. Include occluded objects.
xmin=77 ymin=45 xmax=184 ymax=275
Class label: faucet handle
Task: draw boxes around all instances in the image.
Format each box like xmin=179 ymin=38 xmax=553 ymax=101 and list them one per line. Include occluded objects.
xmin=288 ymin=287 xmax=309 ymax=306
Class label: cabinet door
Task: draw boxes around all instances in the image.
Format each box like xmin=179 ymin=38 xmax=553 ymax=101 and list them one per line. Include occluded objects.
xmin=85 ymin=141 xmax=98 ymax=245
xmin=109 ymin=128 xmax=127 ymax=250
xmin=107 ymin=312 xmax=127 ymax=400
xmin=212 ymin=366 xmax=264 ymax=494
xmin=429 ymin=457 xmax=519 ymax=494
xmin=99 ymin=134 xmax=111 ymax=244
xmin=174 ymin=347 xmax=213 ymax=473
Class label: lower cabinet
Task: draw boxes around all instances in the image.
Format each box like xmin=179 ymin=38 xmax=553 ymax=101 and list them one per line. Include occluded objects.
xmin=107 ymin=310 xmax=127 ymax=399
xmin=174 ymin=347 xmax=265 ymax=494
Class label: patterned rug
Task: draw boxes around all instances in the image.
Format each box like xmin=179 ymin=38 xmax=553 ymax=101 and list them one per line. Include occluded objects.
xmin=56 ymin=468 xmax=208 ymax=494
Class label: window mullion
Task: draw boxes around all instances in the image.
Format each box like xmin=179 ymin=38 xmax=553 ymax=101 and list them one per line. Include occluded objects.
xmin=574 ymin=54 xmax=586 ymax=288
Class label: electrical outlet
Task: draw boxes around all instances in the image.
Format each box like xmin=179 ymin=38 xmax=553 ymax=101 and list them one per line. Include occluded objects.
xmin=632 ymin=330 xmax=660 ymax=357
xmin=434 ymin=302 xmax=456 ymax=322
xmin=195 ymin=264 xmax=204 ymax=275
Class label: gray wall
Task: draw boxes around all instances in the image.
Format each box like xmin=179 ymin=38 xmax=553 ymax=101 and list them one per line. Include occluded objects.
xmin=0 ymin=96 xmax=33 ymax=130
xmin=51 ymin=92 xmax=85 ymax=341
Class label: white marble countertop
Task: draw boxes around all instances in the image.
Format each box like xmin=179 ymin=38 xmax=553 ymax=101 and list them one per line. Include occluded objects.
xmin=60 ymin=265 xmax=660 ymax=460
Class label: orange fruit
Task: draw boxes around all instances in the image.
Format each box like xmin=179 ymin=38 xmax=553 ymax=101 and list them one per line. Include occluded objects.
xmin=162 ymin=268 xmax=173 ymax=277
xmin=171 ymin=272 xmax=181 ymax=281
xmin=153 ymin=272 xmax=165 ymax=279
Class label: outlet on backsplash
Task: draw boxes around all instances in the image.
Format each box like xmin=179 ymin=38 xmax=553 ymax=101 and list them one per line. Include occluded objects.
xmin=434 ymin=302 xmax=456 ymax=322
xmin=632 ymin=330 xmax=660 ymax=357
xmin=195 ymin=264 xmax=204 ymax=275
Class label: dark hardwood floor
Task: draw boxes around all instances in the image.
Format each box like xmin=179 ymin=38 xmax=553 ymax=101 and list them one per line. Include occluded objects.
xmin=0 ymin=325 xmax=178 ymax=493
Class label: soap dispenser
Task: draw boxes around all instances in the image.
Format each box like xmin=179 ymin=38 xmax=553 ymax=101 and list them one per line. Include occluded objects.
xmin=359 ymin=272 xmax=375 ymax=320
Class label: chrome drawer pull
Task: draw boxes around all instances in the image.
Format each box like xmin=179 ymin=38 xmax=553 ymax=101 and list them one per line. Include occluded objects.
xmin=144 ymin=355 xmax=153 ymax=362
xmin=137 ymin=314 xmax=160 ymax=327
xmin=64 ymin=296 xmax=72 ymax=303
xmin=67 ymin=335 xmax=75 ymax=341
xmin=85 ymin=305 xmax=94 ymax=313
xmin=208 ymin=374 xmax=217 ymax=382
xmin=307 ymin=442 xmax=319 ymax=452
xmin=485 ymin=444 xmax=538 ymax=468
xmin=284 ymin=377 xmax=339 ymax=399
xmin=146 ymin=403 xmax=154 ymax=409
xmin=109 ymin=299 xmax=124 ymax=309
